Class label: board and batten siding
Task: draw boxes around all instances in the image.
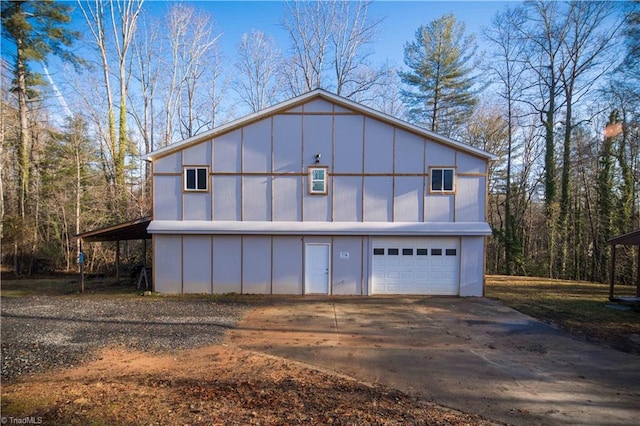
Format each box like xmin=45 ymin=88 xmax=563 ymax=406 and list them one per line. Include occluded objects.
xmin=151 ymin=98 xmax=487 ymax=224
xmin=150 ymin=95 xmax=491 ymax=296
xmin=153 ymin=234 xmax=368 ymax=295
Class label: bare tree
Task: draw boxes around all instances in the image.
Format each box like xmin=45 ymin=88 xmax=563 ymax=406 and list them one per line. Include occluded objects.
xmin=233 ymin=29 xmax=284 ymax=113
xmin=556 ymin=0 xmax=620 ymax=276
xmin=282 ymin=0 xmax=387 ymax=99
xmin=282 ymin=0 xmax=331 ymax=95
xmin=330 ymin=0 xmax=386 ymax=98
xmin=159 ymin=4 xmax=221 ymax=143
xmin=78 ymin=0 xmax=144 ymax=219
xmin=483 ymin=6 xmax=529 ymax=274
xmin=520 ymin=0 xmax=571 ymax=277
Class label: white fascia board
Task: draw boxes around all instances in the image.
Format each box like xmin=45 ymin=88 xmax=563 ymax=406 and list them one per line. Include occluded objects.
xmin=147 ymin=220 xmax=493 ymax=236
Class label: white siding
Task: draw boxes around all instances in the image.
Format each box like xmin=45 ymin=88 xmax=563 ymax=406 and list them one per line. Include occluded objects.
xmin=154 ymin=152 xmax=181 ymax=173
xmin=243 ymin=176 xmax=271 ymax=221
xmin=426 ymin=140 xmax=455 ymax=166
xmin=304 ymin=98 xmax=334 ymax=113
xmin=459 ymin=236 xmax=485 ymax=296
xmin=212 ymin=237 xmax=241 ymax=294
xmin=456 ymin=176 xmax=484 ymax=222
xmin=304 ymin=115 xmax=332 ymax=165
xmin=154 ymin=176 xmax=182 ymax=220
xmin=242 ymin=236 xmax=272 ymax=294
xmin=273 ymin=177 xmax=301 ymax=221
xmin=213 ymin=176 xmax=241 ymax=220
xmin=394 ymin=177 xmax=423 ymax=222
xmin=213 ymin=129 xmax=241 ymax=172
xmin=154 ymin=235 xmax=182 ymax=293
xmin=425 ymin=195 xmax=454 ymax=222
xmin=364 ymin=177 xmax=393 ymax=221
xmin=243 ymin=119 xmax=271 ymax=172
xmin=183 ymin=140 xmax=211 ymax=166
xmin=333 ymin=176 xmax=363 ymax=221
xmin=272 ymin=237 xmax=303 ymax=294
xmin=364 ymin=118 xmax=393 ymax=173
xmin=456 ymin=152 xmax=486 ymax=174
xmin=183 ymin=191 xmax=211 ymax=220
xmin=303 ymin=183 xmax=332 ymax=221
xmin=334 ymin=115 xmax=363 ymax=173
xmin=182 ymin=235 xmax=212 ymax=293
xmin=394 ymin=129 xmax=424 ymax=173
xmin=273 ymin=115 xmax=302 ymax=173
xmin=332 ymin=237 xmax=363 ymax=295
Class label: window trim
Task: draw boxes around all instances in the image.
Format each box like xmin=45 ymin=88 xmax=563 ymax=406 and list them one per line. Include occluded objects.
xmin=183 ymin=166 xmax=210 ymax=192
xmin=308 ymin=166 xmax=329 ymax=195
xmin=429 ymin=167 xmax=456 ymax=194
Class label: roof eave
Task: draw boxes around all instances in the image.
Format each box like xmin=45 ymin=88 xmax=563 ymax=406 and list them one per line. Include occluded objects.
xmin=146 ymin=89 xmax=497 ymax=162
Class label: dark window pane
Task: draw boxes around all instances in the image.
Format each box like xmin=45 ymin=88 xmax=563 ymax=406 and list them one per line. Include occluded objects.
xmin=388 ymin=248 xmax=399 ymax=255
xmin=186 ymin=169 xmax=196 ymax=189
xmin=431 ymin=169 xmax=442 ymax=191
xmin=443 ymin=169 xmax=454 ymax=191
xmin=373 ymin=248 xmax=384 ymax=255
xmin=431 ymin=248 xmax=442 ymax=256
xmin=197 ymin=168 xmax=207 ymax=190
xmin=446 ymin=249 xmax=457 ymax=256
xmin=417 ymin=249 xmax=428 ymax=256
xmin=402 ymin=248 xmax=413 ymax=255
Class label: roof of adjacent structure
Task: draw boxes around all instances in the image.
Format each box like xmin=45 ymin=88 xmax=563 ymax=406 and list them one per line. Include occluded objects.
xmin=146 ymin=89 xmax=498 ymax=162
xmin=77 ymin=217 xmax=151 ymax=242
xmin=608 ymin=228 xmax=640 ymax=246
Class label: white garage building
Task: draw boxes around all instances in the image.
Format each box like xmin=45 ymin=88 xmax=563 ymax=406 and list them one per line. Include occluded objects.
xmin=146 ymin=90 xmax=496 ymax=296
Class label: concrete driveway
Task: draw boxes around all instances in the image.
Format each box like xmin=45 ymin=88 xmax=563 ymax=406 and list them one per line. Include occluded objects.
xmin=226 ymin=296 xmax=640 ymax=426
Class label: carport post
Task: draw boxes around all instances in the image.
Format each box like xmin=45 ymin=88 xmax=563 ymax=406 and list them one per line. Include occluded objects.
xmin=79 ymin=238 xmax=85 ymax=294
xmin=115 ymin=240 xmax=120 ymax=282
xmin=636 ymin=247 xmax=640 ymax=297
xmin=609 ymin=245 xmax=616 ymax=301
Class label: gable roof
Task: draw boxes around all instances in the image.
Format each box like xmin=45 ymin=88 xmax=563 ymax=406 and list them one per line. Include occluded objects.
xmin=146 ymin=89 xmax=498 ymax=162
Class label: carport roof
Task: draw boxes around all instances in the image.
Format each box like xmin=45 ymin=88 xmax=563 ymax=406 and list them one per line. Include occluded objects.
xmin=608 ymin=228 xmax=640 ymax=246
xmin=77 ymin=217 xmax=151 ymax=242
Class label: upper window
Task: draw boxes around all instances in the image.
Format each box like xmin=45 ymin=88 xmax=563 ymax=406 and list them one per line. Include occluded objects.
xmin=184 ymin=167 xmax=208 ymax=191
xmin=430 ymin=168 xmax=455 ymax=193
xmin=308 ymin=166 xmax=328 ymax=195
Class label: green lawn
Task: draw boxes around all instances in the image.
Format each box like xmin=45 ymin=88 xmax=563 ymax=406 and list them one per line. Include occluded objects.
xmin=486 ymin=275 xmax=640 ymax=353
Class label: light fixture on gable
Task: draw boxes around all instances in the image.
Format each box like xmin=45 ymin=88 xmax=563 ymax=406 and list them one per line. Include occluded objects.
xmin=315 ymin=153 xmax=321 ymax=163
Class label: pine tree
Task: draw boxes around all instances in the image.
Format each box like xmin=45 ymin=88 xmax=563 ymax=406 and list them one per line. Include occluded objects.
xmin=1 ymin=0 xmax=81 ymax=219
xmin=399 ymin=14 xmax=479 ymax=137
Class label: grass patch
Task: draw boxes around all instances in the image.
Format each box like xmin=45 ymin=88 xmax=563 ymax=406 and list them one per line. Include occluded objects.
xmin=486 ymin=275 xmax=640 ymax=353
xmin=0 ymin=277 xmax=139 ymax=298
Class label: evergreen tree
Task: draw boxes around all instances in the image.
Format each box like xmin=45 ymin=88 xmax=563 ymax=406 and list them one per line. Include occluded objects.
xmin=596 ymin=111 xmax=618 ymax=282
xmin=1 ymin=0 xmax=81 ymax=219
xmin=399 ymin=14 xmax=479 ymax=137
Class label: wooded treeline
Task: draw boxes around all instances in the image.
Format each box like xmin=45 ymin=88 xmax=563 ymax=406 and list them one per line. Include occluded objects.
xmin=1 ymin=0 xmax=638 ymax=284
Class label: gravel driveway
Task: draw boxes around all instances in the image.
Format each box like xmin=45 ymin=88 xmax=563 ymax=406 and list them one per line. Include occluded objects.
xmin=1 ymin=296 xmax=248 ymax=382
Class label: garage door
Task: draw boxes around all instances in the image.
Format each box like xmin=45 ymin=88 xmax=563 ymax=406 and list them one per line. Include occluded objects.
xmin=371 ymin=237 xmax=459 ymax=295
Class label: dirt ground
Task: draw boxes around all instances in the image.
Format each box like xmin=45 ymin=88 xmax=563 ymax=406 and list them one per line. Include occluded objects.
xmin=1 ymin=344 xmax=493 ymax=425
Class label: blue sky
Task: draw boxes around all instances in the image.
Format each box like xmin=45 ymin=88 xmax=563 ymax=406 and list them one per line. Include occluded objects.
xmin=140 ymin=0 xmax=515 ymax=66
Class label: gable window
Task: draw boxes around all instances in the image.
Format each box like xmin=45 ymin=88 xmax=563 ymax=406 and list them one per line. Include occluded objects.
xmin=430 ymin=168 xmax=455 ymax=193
xmin=184 ymin=167 xmax=208 ymax=191
xmin=308 ymin=166 xmax=328 ymax=195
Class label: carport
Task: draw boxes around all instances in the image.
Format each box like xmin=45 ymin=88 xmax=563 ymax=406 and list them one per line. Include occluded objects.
xmin=608 ymin=228 xmax=640 ymax=303
xmin=76 ymin=217 xmax=152 ymax=291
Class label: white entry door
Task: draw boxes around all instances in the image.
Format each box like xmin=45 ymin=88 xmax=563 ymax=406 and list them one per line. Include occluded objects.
xmin=305 ymin=243 xmax=330 ymax=294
